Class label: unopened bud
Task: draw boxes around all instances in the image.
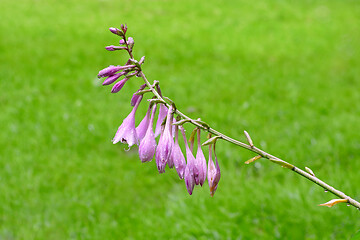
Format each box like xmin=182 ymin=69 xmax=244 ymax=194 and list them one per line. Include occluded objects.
xmin=105 ymin=45 xmax=127 ymax=51
xmin=127 ymin=37 xmax=134 ymax=49
xmin=109 ymin=27 xmax=124 ymax=36
xmin=121 ymin=24 xmax=128 ymax=34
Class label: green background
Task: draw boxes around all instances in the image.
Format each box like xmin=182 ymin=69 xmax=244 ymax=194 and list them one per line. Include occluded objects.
xmin=1 ymin=0 xmax=360 ymax=239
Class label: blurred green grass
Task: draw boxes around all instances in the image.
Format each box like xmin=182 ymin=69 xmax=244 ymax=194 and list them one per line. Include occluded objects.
xmin=1 ymin=0 xmax=360 ymax=239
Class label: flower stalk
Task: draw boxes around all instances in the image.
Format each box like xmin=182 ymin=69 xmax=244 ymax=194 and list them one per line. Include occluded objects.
xmin=100 ymin=25 xmax=360 ymax=209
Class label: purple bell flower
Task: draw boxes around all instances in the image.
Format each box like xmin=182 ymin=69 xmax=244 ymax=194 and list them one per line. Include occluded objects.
xmin=139 ymin=105 xmax=157 ymax=162
xmin=181 ymin=126 xmax=195 ymax=195
xmin=136 ymin=105 xmax=151 ymax=142
xmin=170 ymin=124 xmax=186 ymax=179
xmin=195 ymin=128 xmax=207 ymax=186
xmin=208 ymin=143 xmax=221 ymax=197
xmin=155 ymin=104 xmax=168 ymax=137
xmin=155 ymin=105 xmax=174 ymax=173
xmin=112 ymin=95 xmax=143 ymax=147
xmin=131 ymin=84 xmax=147 ymax=106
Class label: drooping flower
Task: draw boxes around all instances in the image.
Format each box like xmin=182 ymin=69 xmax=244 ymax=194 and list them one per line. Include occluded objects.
xmin=139 ymin=105 xmax=157 ymax=162
xmin=190 ymin=129 xmax=201 ymax=185
xmin=208 ymin=143 xmax=221 ymax=197
xmin=136 ymin=105 xmax=151 ymax=142
xmin=170 ymin=124 xmax=186 ymax=179
xmin=131 ymin=84 xmax=146 ymax=106
xmin=112 ymin=95 xmax=143 ymax=147
xmin=155 ymin=105 xmax=174 ymax=173
xmin=155 ymin=104 xmax=168 ymax=137
xmin=181 ymin=126 xmax=195 ymax=195
xmin=195 ymin=128 xmax=207 ymax=186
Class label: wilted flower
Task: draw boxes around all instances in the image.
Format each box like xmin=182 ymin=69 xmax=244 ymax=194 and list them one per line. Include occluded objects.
xmin=170 ymin=124 xmax=186 ymax=179
xmin=155 ymin=105 xmax=174 ymax=173
xmin=181 ymin=126 xmax=195 ymax=195
xmin=208 ymin=143 xmax=221 ymax=197
xmin=155 ymin=104 xmax=168 ymax=137
xmin=136 ymin=105 xmax=151 ymax=141
xmin=139 ymin=105 xmax=157 ymax=162
xmin=112 ymin=95 xmax=143 ymax=147
xmin=195 ymin=128 xmax=207 ymax=186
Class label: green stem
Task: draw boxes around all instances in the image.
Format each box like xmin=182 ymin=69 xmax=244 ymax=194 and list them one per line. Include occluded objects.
xmin=137 ymin=71 xmax=360 ymax=210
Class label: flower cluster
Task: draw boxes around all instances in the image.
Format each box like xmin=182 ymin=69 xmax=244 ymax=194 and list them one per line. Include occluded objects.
xmin=98 ymin=25 xmax=221 ymax=196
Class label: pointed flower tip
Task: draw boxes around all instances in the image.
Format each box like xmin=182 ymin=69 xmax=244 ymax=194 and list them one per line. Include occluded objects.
xmin=109 ymin=27 xmax=123 ymax=36
xmin=111 ymin=78 xmax=128 ymax=93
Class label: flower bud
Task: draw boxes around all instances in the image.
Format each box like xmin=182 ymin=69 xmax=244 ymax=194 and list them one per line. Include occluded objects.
xmin=109 ymin=27 xmax=123 ymax=36
xmin=121 ymin=24 xmax=127 ymax=34
xmin=112 ymin=96 xmax=143 ymax=147
xmin=105 ymin=45 xmax=127 ymax=51
xmin=119 ymin=39 xmax=125 ymax=45
xmin=102 ymin=72 xmax=126 ymax=85
xmin=139 ymin=105 xmax=157 ymax=162
xmin=98 ymin=65 xmax=135 ymax=78
xmin=181 ymin=126 xmax=195 ymax=195
xmin=111 ymin=78 xmax=128 ymax=93
xmin=98 ymin=65 xmax=123 ymax=78
xmin=127 ymin=37 xmax=134 ymax=49
xmin=155 ymin=105 xmax=174 ymax=173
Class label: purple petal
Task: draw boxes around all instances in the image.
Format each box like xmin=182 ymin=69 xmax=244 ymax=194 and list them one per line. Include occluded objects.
xmin=171 ymin=125 xmax=186 ymax=179
xmin=155 ymin=105 xmax=174 ymax=173
xmin=139 ymin=105 xmax=157 ymax=162
xmin=131 ymin=84 xmax=147 ymax=106
xmin=155 ymin=104 xmax=168 ymax=137
xmin=181 ymin=126 xmax=195 ymax=195
xmin=136 ymin=106 xmax=151 ymax=142
xmin=112 ymin=96 xmax=143 ymax=147
xmin=196 ymin=129 xmax=207 ymax=186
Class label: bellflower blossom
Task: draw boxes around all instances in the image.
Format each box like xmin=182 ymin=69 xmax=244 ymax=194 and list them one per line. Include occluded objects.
xmin=155 ymin=105 xmax=174 ymax=173
xmin=195 ymin=128 xmax=207 ymax=186
xmin=208 ymin=143 xmax=221 ymax=197
xmin=170 ymin=124 xmax=186 ymax=179
xmin=131 ymin=84 xmax=146 ymax=106
xmin=181 ymin=126 xmax=195 ymax=195
xmin=112 ymin=95 xmax=143 ymax=147
xmin=136 ymin=105 xmax=151 ymax=141
xmin=139 ymin=105 xmax=157 ymax=162
xmin=155 ymin=104 xmax=168 ymax=137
